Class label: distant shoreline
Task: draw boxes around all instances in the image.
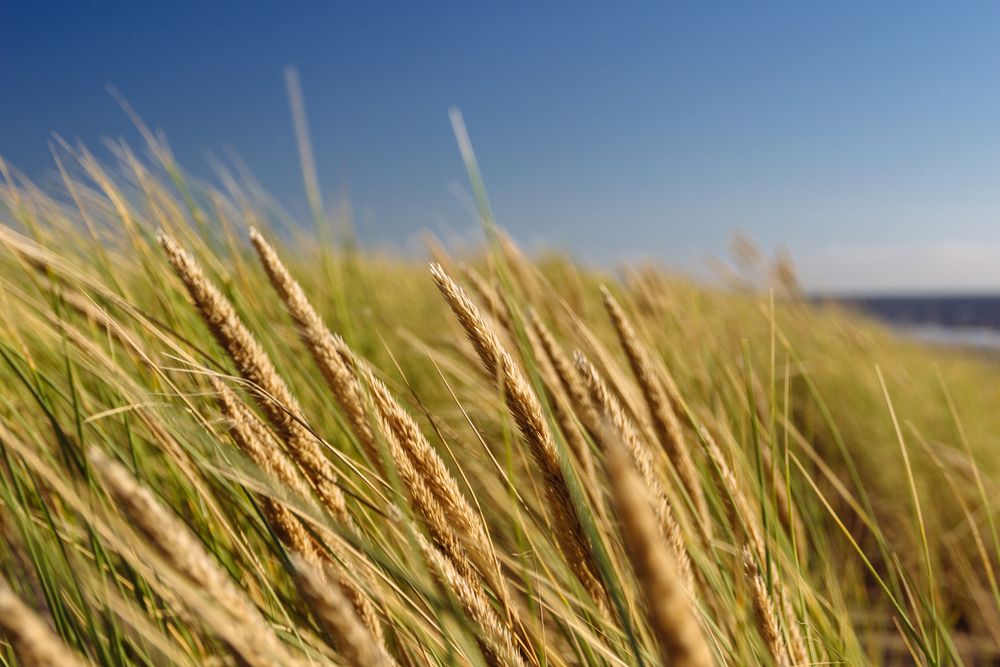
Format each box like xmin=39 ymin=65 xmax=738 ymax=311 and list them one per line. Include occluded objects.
xmin=814 ymin=293 xmax=1000 ymax=330
xmin=813 ymin=294 xmax=1000 ymax=349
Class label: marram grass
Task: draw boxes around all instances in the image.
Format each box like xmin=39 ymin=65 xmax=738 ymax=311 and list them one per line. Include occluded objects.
xmin=0 ymin=140 xmax=999 ymax=667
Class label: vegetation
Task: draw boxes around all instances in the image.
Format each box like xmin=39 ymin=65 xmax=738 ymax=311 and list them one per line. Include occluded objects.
xmin=1 ymin=127 xmax=1000 ymax=666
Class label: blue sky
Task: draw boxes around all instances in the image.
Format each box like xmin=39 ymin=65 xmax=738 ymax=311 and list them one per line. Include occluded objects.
xmin=5 ymin=3 xmax=1000 ymax=291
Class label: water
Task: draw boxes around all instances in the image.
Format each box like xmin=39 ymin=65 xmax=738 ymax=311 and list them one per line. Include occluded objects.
xmin=895 ymin=324 xmax=1000 ymax=349
xmin=816 ymin=294 xmax=1000 ymax=350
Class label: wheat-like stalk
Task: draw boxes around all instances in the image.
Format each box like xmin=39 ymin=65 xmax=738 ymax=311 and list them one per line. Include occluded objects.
xmin=527 ymin=309 xmax=601 ymax=435
xmin=87 ymin=448 xmax=299 ymax=666
xmin=430 ymin=263 xmax=607 ymax=609
xmin=697 ymin=424 xmax=765 ymax=559
xmin=698 ymin=423 xmax=807 ymax=663
xmin=574 ymin=351 xmax=694 ymax=592
xmin=364 ymin=371 xmax=480 ymax=585
xmin=461 ymin=268 xmax=594 ymax=481
xmin=460 ymin=264 xmax=513 ymax=332
xmin=359 ymin=373 xmax=532 ymax=660
xmin=357 ymin=364 xmax=513 ymax=610
xmin=213 ymin=378 xmax=385 ymax=641
xmin=294 ymin=557 xmax=395 ymax=667
xmin=415 ymin=533 xmax=528 ymax=667
xmin=213 ymin=377 xmax=315 ymax=498
xmin=157 ymin=231 xmax=351 ymax=524
xmin=604 ymin=435 xmax=712 ymax=667
xmin=224 ymin=404 xmax=320 ymax=565
xmin=778 ymin=580 xmax=809 ymax=666
xmin=518 ymin=315 xmax=595 ymax=488
xmin=743 ymin=546 xmax=790 ymax=667
xmin=600 ymin=286 xmax=710 ymax=531
xmin=0 ymin=581 xmax=91 ymax=667
xmin=248 ymin=228 xmax=378 ymax=466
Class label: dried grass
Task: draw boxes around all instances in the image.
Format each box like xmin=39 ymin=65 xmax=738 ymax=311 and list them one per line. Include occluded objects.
xmin=600 ymin=286 xmax=710 ymax=529
xmin=0 ymin=581 xmax=91 ymax=667
xmin=430 ymin=263 xmax=607 ymax=609
xmin=604 ymin=432 xmax=712 ymax=667
xmin=158 ymin=230 xmax=351 ymax=524
xmin=249 ymin=228 xmax=378 ymax=466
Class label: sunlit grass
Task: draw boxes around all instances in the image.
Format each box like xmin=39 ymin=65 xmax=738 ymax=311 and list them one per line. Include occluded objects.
xmin=0 ymin=129 xmax=998 ymax=665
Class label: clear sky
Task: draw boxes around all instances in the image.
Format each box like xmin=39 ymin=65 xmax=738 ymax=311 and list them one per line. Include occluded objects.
xmin=5 ymin=2 xmax=1000 ymax=292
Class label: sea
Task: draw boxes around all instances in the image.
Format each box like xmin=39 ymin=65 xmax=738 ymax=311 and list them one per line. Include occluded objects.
xmin=815 ymin=294 xmax=1000 ymax=350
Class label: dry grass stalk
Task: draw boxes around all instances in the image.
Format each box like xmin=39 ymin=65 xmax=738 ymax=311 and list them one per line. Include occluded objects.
xmin=460 ymin=264 xmax=529 ymax=380
xmin=360 ymin=373 xmax=535 ymax=661
xmin=461 ymin=267 xmax=570 ymax=429
xmin=604 ymin=436 xmax=712 ymax=667
xmin=699 ymin=424 xmax=807 ymax=663
xmin=213 ymin=377 xmax=315 ymax=501
xmin=357 ymin=364 xmax=514 ymax=613
xmin=213 ymin=379 xmax=384 ymax=642
xmin=0 ymin=581 xmax=90 ymax=667
xmin=157 ymin=231 xmax=350 ymax=525
xmin=365 ymin=371 xmax=479 ymax=588
xmin=416 ymin=533 xmax=528 ymax=667
xmin=778 ymin=586 xmax=809 ymax=666
xmin=294 ymin=557 xmax=395 ymax=667
xmin=743 ymin=546 xmax=789 ymax=667
xmin=468 ymin=252 xmax=586 ymax=479
xmin=575 ymin=352 xmax=693 ymax=592
xmin=429 ymin=263 xmax=607 ymax=609
xmin=527 ymin=310 xmax=601 ymax=435
xmin=698 ymin=424 xmax=765 ymax=557
xmin=460 ymin=264 xmax=512 ymax=332
xmin=248 ymin=228 xmax=379 ymax=467
xmin=600 ymin=286 xmax=710 ymax=530
xmin=520 ymin=313 xmax=596 ymax=488
xmin=230 ymin=424 xmax=324 ymax=568
xmin=87 ymin=449 xmax=298 ymax=666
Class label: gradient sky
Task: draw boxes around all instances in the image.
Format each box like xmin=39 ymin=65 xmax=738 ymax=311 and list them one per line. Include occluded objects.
xmin=5 ymin=3 xmax=1000 ymax=292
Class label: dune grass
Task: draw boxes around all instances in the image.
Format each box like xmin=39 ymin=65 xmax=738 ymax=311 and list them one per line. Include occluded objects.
xmin=0 ymin=132 xmax=999 ymax=666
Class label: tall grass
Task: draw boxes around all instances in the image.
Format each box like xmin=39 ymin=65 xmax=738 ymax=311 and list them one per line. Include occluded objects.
xmin=0 ymin=129 xmax=998 ymax=666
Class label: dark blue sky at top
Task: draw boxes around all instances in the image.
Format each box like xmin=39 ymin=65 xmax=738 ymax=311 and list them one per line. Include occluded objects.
xmin=6 ymin=2 xmax=1000 ymax=289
